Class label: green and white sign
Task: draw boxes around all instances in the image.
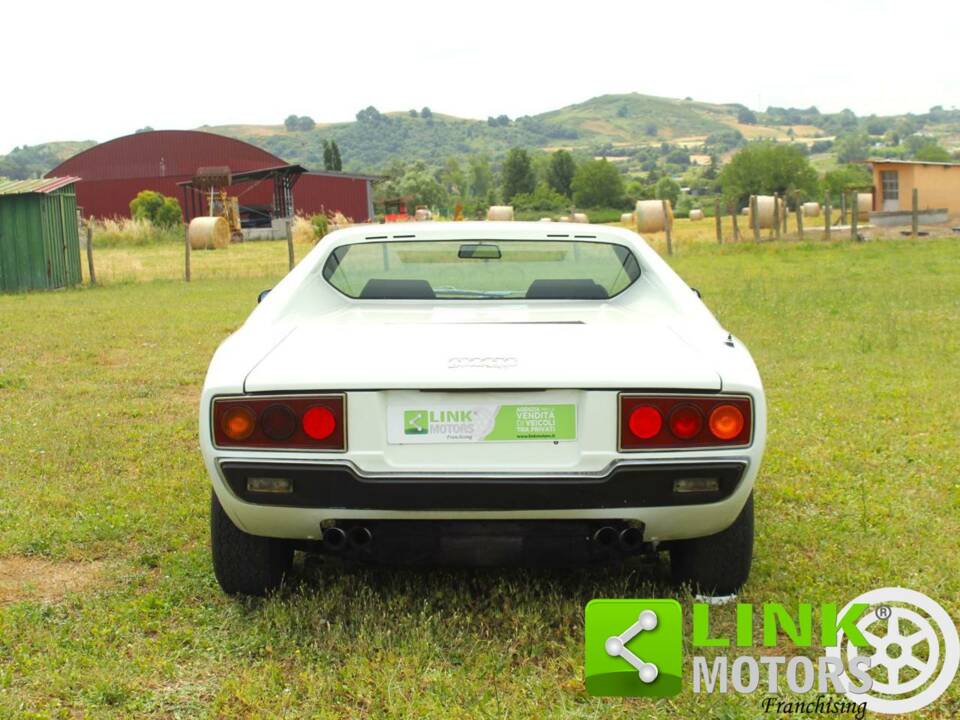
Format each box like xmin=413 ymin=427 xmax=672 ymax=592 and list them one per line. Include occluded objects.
xmin=387 ymin=403 xmax=577 ymax=444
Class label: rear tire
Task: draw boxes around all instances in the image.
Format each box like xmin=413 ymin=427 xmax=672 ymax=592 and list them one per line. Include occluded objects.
xmin=210 ymin=491 xmax=293 ymax=596
xmin=669 ymin=493 xmax=753 ymax=595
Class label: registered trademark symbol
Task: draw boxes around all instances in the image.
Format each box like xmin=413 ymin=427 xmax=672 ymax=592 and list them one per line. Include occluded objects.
xmin=876 ymin=605 xmax=892 ymax=620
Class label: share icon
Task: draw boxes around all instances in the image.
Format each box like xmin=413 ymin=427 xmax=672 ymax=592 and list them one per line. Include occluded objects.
xmin=604 ymin=609 xmax=660 ymax=683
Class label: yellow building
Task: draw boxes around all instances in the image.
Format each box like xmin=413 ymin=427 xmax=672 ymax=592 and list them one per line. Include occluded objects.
xmin=868 ymin=159 xmax=960 ymax=217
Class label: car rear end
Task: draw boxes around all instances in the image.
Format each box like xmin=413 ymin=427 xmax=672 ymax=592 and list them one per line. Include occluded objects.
xmin=199 ymin=223 xmax=765 ymax=594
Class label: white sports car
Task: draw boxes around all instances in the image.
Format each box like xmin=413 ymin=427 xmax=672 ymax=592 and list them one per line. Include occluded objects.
xmin=199 ymin=221 xmax=765 ymax=596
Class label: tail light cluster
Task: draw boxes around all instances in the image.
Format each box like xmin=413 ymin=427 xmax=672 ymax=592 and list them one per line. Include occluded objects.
xmin=619 ymin=394 xmax=752 ymax=451
xmin=212 ymin=395 xmax=346 ymax=451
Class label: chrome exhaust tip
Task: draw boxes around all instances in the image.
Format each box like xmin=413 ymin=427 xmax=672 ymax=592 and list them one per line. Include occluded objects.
xmin=348 ymin=526 xmax=373 ymax=549
xmin=322 ymin=526 xmax=347 ymax=551
xmin=619 ymin=526 xmax=643 ymax=550
xmin=593 ymin=526 xmax=618 ymax=547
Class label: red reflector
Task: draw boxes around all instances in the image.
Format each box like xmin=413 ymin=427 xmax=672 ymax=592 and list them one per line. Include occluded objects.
xmin=302 ymin=406 xmax=336 ymax=440
xmin=669 ymin=405 xmax=702 ymax=439
xmin=628 ymin=405 xmax=662 ymax=439
xmin=709 ymin=405 xmax=745 ymax=440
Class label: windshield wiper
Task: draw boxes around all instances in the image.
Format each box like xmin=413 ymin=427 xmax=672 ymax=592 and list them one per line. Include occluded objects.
xmin=433 ymin=286 xmax=519 ymax=298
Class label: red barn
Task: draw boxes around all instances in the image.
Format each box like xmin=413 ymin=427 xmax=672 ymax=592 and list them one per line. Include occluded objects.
xmin=46 ymin=130 xmax=375 ymax=223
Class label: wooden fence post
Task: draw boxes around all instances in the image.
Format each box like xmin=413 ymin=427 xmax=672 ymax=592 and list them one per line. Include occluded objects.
xmin=795 ymin=192 xmax=804 ymax=241
xmin=184 ymin=223 xmax=191 ymax=282
xmin=729 ymin=203 xmax=740 ymax=242
xmin=714 ymin=198 xmax=722 ymax=244
xmin=912 ymin=188 xmax=919 ymax=238
xmin=85 ymin=222 xmax=96 ymax=285
xmin=849 ymin=191 xmax=859 ymax=240
xmin=840 ymin=192 xmax=847 ymax=226
xmin=773 ymin=193 xmax=781 ymax=241
xmin=285 ymin=218 xmax=295 ymax=270
xmin=751 ymin=195 xmax=760 ymax=242
xmin=662 ymin=199 xmax=673 ymax=256
xmin=824 ymin=193 xmax=831 ymax=241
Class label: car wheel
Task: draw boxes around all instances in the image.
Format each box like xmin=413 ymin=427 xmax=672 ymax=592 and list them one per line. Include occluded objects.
xmin=210 ymin=491 xmax=293 ymax=596
xmin=669 ymin=493 xmax=753 ymax=595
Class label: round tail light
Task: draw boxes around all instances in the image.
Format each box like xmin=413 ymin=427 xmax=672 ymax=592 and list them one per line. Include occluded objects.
xmin=222 ymin=406 xmax=256 ymax=441
xmin=708 ymin=404 xmax=745 ymax=440
xmin=628 ymin=405 xmax=662 ymax=439
xmin=669 ymin=405 xmax=702 ymax=439
xmin=261 ymin=404 xmax=297 ymax=440
xmin=302 ymin=405 xmax=337 ymax=440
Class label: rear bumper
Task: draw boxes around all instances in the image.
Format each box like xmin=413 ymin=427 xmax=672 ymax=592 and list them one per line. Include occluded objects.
xmin=219 ymin=460 xmax=746 ymax=511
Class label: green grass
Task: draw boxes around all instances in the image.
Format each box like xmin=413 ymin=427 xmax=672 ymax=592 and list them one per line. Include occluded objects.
xmin=1 ymin=238 xmax=959 ymax=717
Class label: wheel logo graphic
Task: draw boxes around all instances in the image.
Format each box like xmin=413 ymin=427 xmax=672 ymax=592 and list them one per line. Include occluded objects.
xmin=825 ymin=587 xmax=959 ymax=714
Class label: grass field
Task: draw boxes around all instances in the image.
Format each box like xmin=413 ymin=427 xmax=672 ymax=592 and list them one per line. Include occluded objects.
xmin=1 ymin=236 xmax=959 ymax=718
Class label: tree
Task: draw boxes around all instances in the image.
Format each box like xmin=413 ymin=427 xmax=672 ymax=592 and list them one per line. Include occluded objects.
xmin=719 ymin=143 xmax=819 ymax=204
xmin=546 ymin=150 xmax=576 ymax=198
xmin=511 ymin=183 xmax=569 ymax=212
xmin=822 ymin=165 xmax=872 ymax=198
xmin=468 ymin=154 xmax=494 ymax=198
xmin=322 ymin=140 xmax=334 ymax=171
xmin=834 ymin=133 xmax=869 ymax=163
xmin=397 ymin=161 xmax=447 ymax=208
xmin=409 ymin=109 xmax=418 ymax=117
xmin=914 ymin=142 xmax=951 ymax=162
xmin=501 ymin=148 xmax=535 ymax=202
xmin=644 ymin=122 xmax=657 ymax=137
xmin=330 ymin=141 xmax=342 ymax=171
xmin=129 ymin=190 xmax=182 ymax=227
xmin=654 ymin=177 xmax=681 ymax=207
xmin=135 ymin=126 xmax=154 ymax=134
xmin=355 ymin=106 xmax=383 ymax=123
xmin=571 ymin=159 xmax=624 ymax=208
xmin=440 ymin=157 xmax=465 ymax=196
xmin=737 ymin=107 xmax=757 ymax=124
xmin=284 ymin=115 xmax=299 ymax=131
xmin=297 ymin=116 xmax=315 ymax=131
xmin=420 ymin=107 xmax=432 ymax=120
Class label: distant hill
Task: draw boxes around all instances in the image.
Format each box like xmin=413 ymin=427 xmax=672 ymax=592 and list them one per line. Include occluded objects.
xmin=3 ymin=93 xmax=959 ymax=179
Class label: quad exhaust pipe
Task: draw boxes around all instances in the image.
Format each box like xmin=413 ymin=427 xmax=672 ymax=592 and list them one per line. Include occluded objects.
xmin=322 ymin=526 xmax=347 ymax=551
xmin=593 ymin=526 xmax=618 ymax=547
xmin=348 ymin=526 xmax=373 ymax=549
xmin=592 ymin=525 xmax=644 ymax=552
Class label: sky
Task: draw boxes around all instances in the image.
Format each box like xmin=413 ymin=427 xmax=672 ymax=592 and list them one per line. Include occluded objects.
xmin=3 ymin=0 xmax=957 ymax=153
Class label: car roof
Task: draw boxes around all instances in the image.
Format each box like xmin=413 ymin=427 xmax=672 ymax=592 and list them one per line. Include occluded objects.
xmin=318 ymin=221 xmax=642 ymax=248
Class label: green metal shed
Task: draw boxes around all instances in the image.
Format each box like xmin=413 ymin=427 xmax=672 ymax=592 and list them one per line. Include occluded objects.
xmin=0 ymin=176 xmax=83 ymax=292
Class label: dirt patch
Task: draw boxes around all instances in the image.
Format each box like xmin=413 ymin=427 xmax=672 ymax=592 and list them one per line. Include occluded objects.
xmin=0 ymin=557 xmax=104 ymax=604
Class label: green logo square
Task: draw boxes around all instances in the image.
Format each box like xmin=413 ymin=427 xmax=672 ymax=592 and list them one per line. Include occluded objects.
xmin=584 ymin=599 xmax=683 ymax=697
xmin=403 ymin=410 xmax=428 ymax=435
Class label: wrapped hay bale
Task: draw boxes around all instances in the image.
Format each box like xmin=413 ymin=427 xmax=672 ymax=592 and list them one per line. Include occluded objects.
xmin=572 ymin=212 xmax=589 ymax=223
xmin=539 ymin=217 xmax=553 ymax=222
xmin=802 ymin=202 xmax=821 ymax=217
xmin=689 ymin=209 xmax=704 ymax=221
xmin=856 ymin=193 xmax=872 ymax=220
xmin=414 ymin=208 xmax=433 ymax=221
xmin=559 ymin=215 xmax=571 ymax=222
xmin=741 ymin=207 xmax=750 ymax=216
xmin=635 ymin=199 xmax=672 ymax=233
xmin=188 ymin=216 xmax=229 ymax=250
xmin=487 ymin=205 xmax=514 ymax=221
xmin=620 ymin=212 xmax=634 ymax=224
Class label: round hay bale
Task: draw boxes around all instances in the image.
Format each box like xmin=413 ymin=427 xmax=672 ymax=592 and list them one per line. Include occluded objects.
xmin=559 ymin=215 xmax=571 ymax=222
xmin=414 ymin=208 xmax=432 ymax=221
xmin=487 ymin=205 xmax=514 ymax=221
xmin=572 ymin=212 xmax=589 ymax=223
xmin=188 ymin=216 xmax=229 ymax=250
xmin=802 ymin=202 xmax=821 ymax=217
xmin=748 ymin=195 xmax=785 ymax=230
xmin=620 ymin=212 xmax=634 ymax=224
xmin=689 ymin=209 xmax=704 ymax=221
xmin=740 ymin=207 xmax=750 ymax=216
xmin=539 ymin=217 xmax=553 ymax=222
xmin=635 ymin=200 xmax=671 ymax=233
xmin=856 ymin=193 xmax=872 ymax=220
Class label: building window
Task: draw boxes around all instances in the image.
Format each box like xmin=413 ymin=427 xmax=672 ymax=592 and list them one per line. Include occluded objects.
xmin=881 ymin=170 xmax=899 ymax=200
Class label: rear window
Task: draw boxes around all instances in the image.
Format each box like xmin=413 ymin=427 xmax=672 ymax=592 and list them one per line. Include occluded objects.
xmin=321 ymin=240 xmax=640 ymax=300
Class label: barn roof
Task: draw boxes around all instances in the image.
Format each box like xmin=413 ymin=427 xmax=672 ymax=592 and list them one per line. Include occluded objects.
xmin=0 ymin=176 xmax=81 ymax=195
xmin=45 ymin=130 xmax=285 ymax=181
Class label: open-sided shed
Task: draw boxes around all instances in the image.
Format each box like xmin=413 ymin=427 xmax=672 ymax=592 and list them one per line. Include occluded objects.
xmin=0 ymin=176 xmax=82 ymax=292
